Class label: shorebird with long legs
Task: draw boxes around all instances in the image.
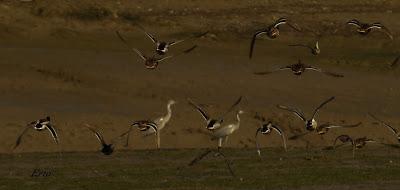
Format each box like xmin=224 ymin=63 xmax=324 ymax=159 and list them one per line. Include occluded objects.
xmin=277 ymin=97 xmax=361 ymax=140
xmin=333 ymin=135 xmax=375 ymax=158
xmin=84 ymin=124 xmax=120 ymax=155
xmin=289 ymin=41 xmax=320 ymax=55
xmin=346 ymin=19 xmax=394 ymax=40
xmin=116 ymin=31 xmax=197 ymax=69
xmin=121 ymin=100 xmax=176 ymax=149
xmin=254 ymin=60 xmax=343 ymax=77
xmin=254 ymin=114 xmax=287 ymax=157
xmin=13 ymin=116 xmax=59 ymax=151
xmin=136 ymin=25 xmax=208 ymax=55
xmin=249 ymin=17 xmax=301 ymax=58
xmin=368 ymin=113 xmax=400 ymax=143
xmin=188 ymin=96 xmax=242 ymax=130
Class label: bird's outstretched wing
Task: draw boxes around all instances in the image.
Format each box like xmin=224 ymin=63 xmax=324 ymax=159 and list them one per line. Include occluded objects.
xmin=188 ymin=98 xmax=210 ymax=122
xmin=311 ymin=96 xmax=335 ymax=119
xmin=84 ymin=124 xmax=107 ymax=146
xmin=157 ymin=45 xmax=198 ymax=63
xmin=369 ymin=23 xmax=394 ymax=40
xmin=168 ymin=31 xmax=209 ymax=46
xmin=346 ymin=19 xmax=361 ymax=28
xmin=13 ymin=125 xmax=31 ymax=150
xmin=46 ymin=124 xmax=59 ymax=145
xmin=136 ymin=24 xmax=158 ymax=43
xmin=217 ymin=96 xmax=242 ymax=121
xmin=270 ymin=125 xmax=287 ymax=151
xmin=277 ymin=104 xmax=306 ymax=122
xmin=320 ymin=122 xmax=362 ymax=129
xmin=116 ymin=31 xmax=147 ymax=60
xmin=253 ymin=66 xmax=291 ymax=75
xmin=390 ymin=55 xmax=400 ymax=68
xmin=368 ymin=113 xmax=398 ymax=134
xmin=249 ymin=30 xmax=268 ymax=59
xmin=306 ymin=67 xmax=344 ymax=77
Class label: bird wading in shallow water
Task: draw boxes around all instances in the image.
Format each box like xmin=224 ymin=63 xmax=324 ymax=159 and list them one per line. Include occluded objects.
xmin=249 ymin=17 xmax=301 ymax=59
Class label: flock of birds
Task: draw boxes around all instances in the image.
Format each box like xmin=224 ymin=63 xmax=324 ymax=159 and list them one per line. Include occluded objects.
xmin=11 ymin=18 xmax=400 ymax=176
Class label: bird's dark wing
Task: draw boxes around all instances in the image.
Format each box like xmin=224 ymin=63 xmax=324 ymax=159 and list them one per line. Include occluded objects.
xmin=45 ymin=124 xmax=59 ymax=144
xmin=13 ymin=125 xmax=31 ymax=150
xmin=168 ymin=31 xmax=208 ymax=46
xmin=84 ymin=124 xmax=106 ymax=146
xmin=136 ymin=25 xmax=158 ymax=43
xmin=217 ymin=96 xmax=242 ymax=121
xmin=249 ymin=30 xmax=268 ymax=59
xmin=188 ymin=98 xmax=210 ymax=121
xmin=253 ymin=66 xmax=291 ymax=75
xmin=157 ymin=45 xmax=198 ymax=63
xmin=306 ymin=67 xmax=344 ymax=77
xmin=277 ymin=104 xmax=306 ymax=122
xmin=368 ymin=113 xmax=398 ymax=134
xmin=116 ymin=31 xmax=147 ymax=60
xmin=311 ymin=96 xmax=335 ymax=119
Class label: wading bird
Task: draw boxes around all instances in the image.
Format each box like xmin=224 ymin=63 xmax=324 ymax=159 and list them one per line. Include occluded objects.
xmin=368 ymin=113 xmax=400 ymax=143
xmin=84 ymin=124 xmax=117 ymax=155
xmin=116 ymin=31 xmax=197 ymax=69
xmin=188 ymin=110 xmax=244 ymax=177
xmin=188 ymin=96 xmax=242 ymax=130
xmin=289 ymin=41 xmax=320 ymax=55
xmin=277 ymin=97 xmax=361 ymax=139
xmin=122 ymin=100 xmax=176 ymax=149
xmin=254 ymin=60 xmax=343 ymax=77
xmin=13 ymin=116 xmax=59 ymax=150
xmin=249 ymin=17 xmax=301 ymax=58
xmin=211 ymin=110 xmax=244 ymax=150
xmin=254 ymin=115 xmax=287 ymax=157
xmin=346 ymin=19 xmax=393 ymax=40
xmin=136 ymin=25 xmax=208 ymax=55
xmin=333 ymin=135 xmax=375 ymax=158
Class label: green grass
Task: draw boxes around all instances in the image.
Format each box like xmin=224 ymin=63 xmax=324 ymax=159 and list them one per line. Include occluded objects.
xmin=0 ymin=147 xmax=399 ymax=189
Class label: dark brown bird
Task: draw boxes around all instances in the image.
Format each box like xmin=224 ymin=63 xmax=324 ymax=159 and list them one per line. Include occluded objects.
xmin=249 ymin=18 xmax=301 ymax=58
xmin=84 ymin=124 xmax=122 ymax=155
xmin=116 ymin=31 xmax=197 ymax=69
xmin=347 ymin=19 xmax=393 ymax=40
xmin=136 ymin=25 xmax=208 ymax=55
xmin=254 ymin=60 xmax=344 ymax=77
xmin=333 ymin=135 xmax=375 ymax=158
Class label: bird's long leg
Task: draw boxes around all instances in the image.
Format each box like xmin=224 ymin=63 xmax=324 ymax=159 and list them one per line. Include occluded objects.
xmin=157 ymin=132 xmax=160 ymax=149
xmin=188 ymin=149 xmax=213 ymax=166
xmin=352 ymin=144 xmax=356 ymax=159
xmin=216 ymin=150 xmax=236 ymax=177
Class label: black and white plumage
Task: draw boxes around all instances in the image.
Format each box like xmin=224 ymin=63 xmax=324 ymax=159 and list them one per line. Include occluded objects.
xmin=289 ymin=41 xmax=320 ymax=55
xmin=277 ymin=97 xmax=361 ymax=139
xmin=254 ymin=60 xmax=343 ymax=77
xmin=254 ymin=115 xmax=287 ymax=157
xmin=137 ymin=25 xmax=208 ymax=55
xmin=368 ymin=113 xmax=400 ymax=143
xmin=346 ymin=19 xmax=393 ymax=40
xmin=121 ymin=100 xmax=176 ymax=149
xmin=249 ymin=17 xmax=301 ymax=59
xmin=84 ymin=124 xmax=115 ymax=155
xmin=188 ymin=96 xmax=242 ymax=130
xmin=14 ymin=116 xmax=59 ymax=150
xmin=116 ymin=31 xmax=197 ymax=69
